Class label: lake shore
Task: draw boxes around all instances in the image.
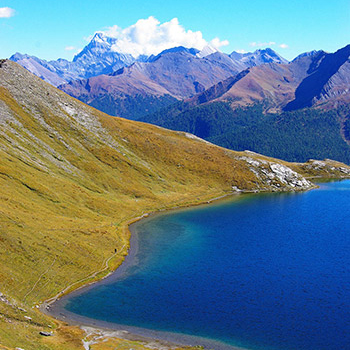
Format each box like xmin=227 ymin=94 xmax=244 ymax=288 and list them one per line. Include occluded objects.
xmin=42 ymin=192 xmax=249 ymax=350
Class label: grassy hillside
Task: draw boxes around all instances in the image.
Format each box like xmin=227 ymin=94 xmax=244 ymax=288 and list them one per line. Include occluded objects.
xmin=0 ymin=60 xmax=349 ymax=350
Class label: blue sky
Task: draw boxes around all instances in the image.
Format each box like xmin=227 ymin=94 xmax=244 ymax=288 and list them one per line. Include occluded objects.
xmin=0 ymin=0 xmax=349 ymax=61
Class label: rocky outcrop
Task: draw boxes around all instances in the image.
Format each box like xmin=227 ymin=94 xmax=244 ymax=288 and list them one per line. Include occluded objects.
xmin=236 ymin=154 xmax=313 ymax=192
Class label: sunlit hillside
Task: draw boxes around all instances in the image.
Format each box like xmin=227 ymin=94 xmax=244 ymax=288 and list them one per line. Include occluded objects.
xmin=0 ymin=60 xmax=349 ymax=350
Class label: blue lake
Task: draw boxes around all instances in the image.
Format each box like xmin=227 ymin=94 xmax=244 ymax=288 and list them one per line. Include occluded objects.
xmin=65 ymin=180 xmax=350 ymax=350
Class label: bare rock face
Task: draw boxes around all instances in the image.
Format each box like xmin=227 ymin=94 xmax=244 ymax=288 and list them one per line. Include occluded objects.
xmin=284 ymin=45 xmax=350 ymax=111
xmin=269 ymin=163 xmax=312 ymax=188
xmin=237 ymin=154 xmax=313 ymax=192
xmin=0 ymin=292 xmax=11 ymax=305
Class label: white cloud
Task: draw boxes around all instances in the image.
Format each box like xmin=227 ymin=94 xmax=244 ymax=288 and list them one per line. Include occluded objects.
xmin=250 ymin=41 xmax=276 ymax=47
xmin=65 ymin=46 xmax=75 ymax=51
xmin=249 ymin=41 xmax=289 ymax=50
xmin=236 ymin=49 xmax=247 ymax=54
xmin=96 ymin=16 xmax=229 ymax=57
xmin=209 ymin=37 xmax=229 ymax=49
xmin=0 ymin=7 xmax=15 ymax=18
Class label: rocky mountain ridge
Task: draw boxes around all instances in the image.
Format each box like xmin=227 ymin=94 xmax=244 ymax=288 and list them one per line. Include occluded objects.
xmin=10 ymin=30 xmax=288 ymax=90
xmin=52 ymin=44 xmax=350 ymax=122
xmin=54 ymin=44 xmax=288 ymax=118
xmin=187 ymin=45 xmax=350 ymax=113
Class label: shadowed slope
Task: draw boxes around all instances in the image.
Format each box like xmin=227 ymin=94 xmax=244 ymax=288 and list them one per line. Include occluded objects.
xmin=285 ymin=45 xmax=350 ymax=111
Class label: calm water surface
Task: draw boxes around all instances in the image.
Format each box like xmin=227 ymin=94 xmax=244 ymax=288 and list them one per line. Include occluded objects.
xmin=66 ymin=180 xmax=350 ymax=350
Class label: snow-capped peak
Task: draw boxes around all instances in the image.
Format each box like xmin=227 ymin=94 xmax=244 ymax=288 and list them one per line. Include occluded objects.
xmin=197 ymin=45 xmax=218 ymax=58
xmin=92 ymin=32 xmax=109 ymax=43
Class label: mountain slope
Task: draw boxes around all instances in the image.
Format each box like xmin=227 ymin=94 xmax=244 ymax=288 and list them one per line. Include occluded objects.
xmin=285 ymin=45 xmax=350 ymax=110
xmin=10 ymin=53 xmax=69 ymax=86
xmin=198 ymin=45 xmax=350 ymax=112
xmin=59 ymin=62 xmax=178 ymax=120
xmin=3 ymin=59 xmax=343 ymax=349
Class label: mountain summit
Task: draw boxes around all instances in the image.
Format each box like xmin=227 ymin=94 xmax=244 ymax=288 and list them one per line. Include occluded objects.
xmin=71 ymin=32 xmax=135 ymax=73
xmin=229 ymin=48 xmax=289 ymax=67
xmin=10 ymin=32 xmax=137 ymax=85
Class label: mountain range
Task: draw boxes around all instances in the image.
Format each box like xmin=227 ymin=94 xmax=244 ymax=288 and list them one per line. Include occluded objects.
xmin=10 ymin=32 xmax=287 ymax=88
xmin=183 ymin=45 xmax=350 ymax=112
xmin=57 ymin=46 xmax=288 ymax=120
xmin=10 ymin=32 xmax=288 ymax=119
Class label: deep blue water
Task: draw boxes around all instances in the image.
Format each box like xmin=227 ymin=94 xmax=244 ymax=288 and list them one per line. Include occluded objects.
xmin=65 ymin=181 xmax=350 ymax=350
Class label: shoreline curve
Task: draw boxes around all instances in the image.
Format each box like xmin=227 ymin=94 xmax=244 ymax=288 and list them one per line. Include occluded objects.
xmin=42 ymin=192 xmax=250 ymax=350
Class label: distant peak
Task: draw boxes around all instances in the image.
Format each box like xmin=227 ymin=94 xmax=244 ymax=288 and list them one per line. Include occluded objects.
xmin=88 ymin=32 xmax=116 ymax=47
xmin=10 ymin=52 xmax=30 ymax=61
xmin=229 ymin=48 xmax=288 ymax=65
xmin=160 ymin=46 xmax=199 ymax=55
xmin=256 ymin=47 xmax=275 ymax=53
xmin=292 ymin=50 xmax=326 ymax=62
xmin=147 ymin=46 xmax=200 ymax=62
xmin=92 ymin=32 xmax=107 ymax=41
xmin=253 ymin=47 xmax=280 ymax=57
xmin=229 ymin=51 xmax=245 ymax=60
xmin=197 ymin=45 xmax=218 ymax=58
xmin=73 ymin=32 xmax=119 ymax=62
